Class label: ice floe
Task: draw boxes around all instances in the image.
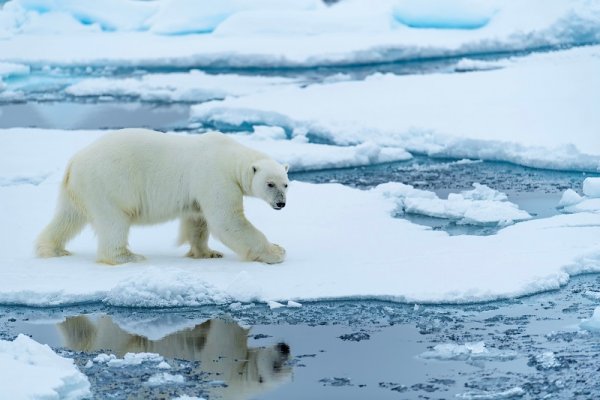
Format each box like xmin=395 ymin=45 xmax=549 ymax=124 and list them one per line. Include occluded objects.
xmin=65 ymin=71 xmax=297 ymax=103
xmin=375 ymin=182 xmax=531 ymax=226
xmin=1 ymin=0 xmax=599 ymax=67
xmin=0 ymin=334 xmax=90 ymax=399
xmin=1 ymin=128 xmax=600 ymax=307
xmin=236 ymin=127 xmax=412 ymax=171
xmin=191 ymin=46 xmax=600 ymax=172
xmin=0 ymin=61 xmax=29 ymax=77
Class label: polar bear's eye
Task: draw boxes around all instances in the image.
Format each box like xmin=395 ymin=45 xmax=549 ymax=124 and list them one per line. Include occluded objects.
xmin=267 ymin=183 xmax=275 ymax=188
xmin=284 ymin=184 xmax=288 ymax=188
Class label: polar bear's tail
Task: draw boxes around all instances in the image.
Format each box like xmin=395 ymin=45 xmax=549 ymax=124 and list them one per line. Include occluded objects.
xmin=35 ymin=169 xmax=88 ymax=258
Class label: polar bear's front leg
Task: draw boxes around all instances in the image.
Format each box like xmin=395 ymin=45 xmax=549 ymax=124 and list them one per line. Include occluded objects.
xmin=203 ymin=201 xmax=285 ymax=264
xmin=179 ymin=216 xmax=223 ymax=259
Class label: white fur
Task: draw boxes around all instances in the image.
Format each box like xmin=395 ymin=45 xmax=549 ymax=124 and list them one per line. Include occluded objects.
xmin=36 ymin=129 xmax=289 ymax=264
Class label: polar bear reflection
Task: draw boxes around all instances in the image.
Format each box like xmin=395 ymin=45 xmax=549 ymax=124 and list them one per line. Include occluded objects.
xmin=58 ymin=316 xmax=291 ymax=399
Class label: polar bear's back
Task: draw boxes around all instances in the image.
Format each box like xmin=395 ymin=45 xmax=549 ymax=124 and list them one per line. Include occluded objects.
xmin=64 ymin=129 xmax=266 ymax=223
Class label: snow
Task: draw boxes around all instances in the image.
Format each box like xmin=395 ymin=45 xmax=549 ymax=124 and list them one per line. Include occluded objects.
xmin=65 ymin=71 xmax=297 ymax=103
xmin=580 ymin=306 xmax=600 ymax=332
xmin=0 ymin=334 xmax=91 ymax=400
xmin=191 ymin=45 xmax=600 ymax=172
xmin=1 ymin=0 xmax=600 ymax=67
xmin=1 ymin=129 xmax=600 ymax=307
xmin=418 ymin=341 xmax=517 ymax=361
xmin=375 ymin=182 xmax=531 ymax=226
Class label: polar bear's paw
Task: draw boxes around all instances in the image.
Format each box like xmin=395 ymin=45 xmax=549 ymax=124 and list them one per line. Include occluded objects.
xmin=258 ymin=244 xmax=286 ymax=264
xmin=98 ymin=251 xmax=146 ymax=265
xmin=186 ymin=248 xmax=224 ymax=259
xmin=37 ymin=245 xmax=72 ymax=258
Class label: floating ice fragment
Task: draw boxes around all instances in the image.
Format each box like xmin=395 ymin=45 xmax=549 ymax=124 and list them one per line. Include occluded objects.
xmin=456 ymin=386 xmax=525 ymax=399
xmin=558 ymin=189 xmax=582 ymax=207
xmin=267 ymin=300 xmax=285 ymax=310
xmin=419 ymin=341 xmax=517 ymax=361
xmin=533 ymin=351 xmax=560 ymax=369
xmin=93 ymin=353 xmax=116 ymax=363
xmin=580 ymin=306 xmax=600 ymax=332
xmin=0 ymin=335 xmax=91 ymax=399
xmin=287 ymin=300 xmax=302 ymax=308
xmin=376 ymin=182 xmax=530 ymax=226
xmin=157 ymin=361 xmax=171 ymax=369
xmin=583 ymin=177 xmax=600 ymax=198
xmin=145 ymin=372 xmax=185 ymax=386
xmin=558 ymin=179 xmax=600 ymax=213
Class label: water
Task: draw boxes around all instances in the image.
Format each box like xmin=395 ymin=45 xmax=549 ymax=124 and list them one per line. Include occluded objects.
xmin=0 ymin=102 xmax=190 ymax=130
xmin=3 ymin=274 xmax=600 ymax=399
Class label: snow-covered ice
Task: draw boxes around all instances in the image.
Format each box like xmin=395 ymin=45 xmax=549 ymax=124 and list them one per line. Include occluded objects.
xmin=375 ymin=182 xmax=531 ymax=226
xmin=533 ymin=352 xmax=560 ymax=369
xmin=1 ymin=0 xmax=599 ymax=67
xmin=558 ymin=178 xmax=600 ymax=214
xmin=191 ymin=45 xmax=600 ymax=172
xmin=580 ymin=306 xmax=600 ymax=332
xmin=583 ymin=177 xmax=600 ymax=198
xmin=418 ymin=341 xmax=517 ymax=361
xmin=1 ymin=129 xmax=599 ymax=307
xmin=0 ymin=61 xmax=29 ymax=77
xmin=145 ymin=372 xmax=185 ymax=386
xmin=65 ymin=71 xmax=297 ymax=103
xmin=455 ymin=387 xmax=526 ymax=400
xmin=236 ymin=127 xmax=412 ymax=171
xmin=0 ymin=334 xmax=91 ymax=399
xmin=93 ymin=352 xmax=164 ymax=367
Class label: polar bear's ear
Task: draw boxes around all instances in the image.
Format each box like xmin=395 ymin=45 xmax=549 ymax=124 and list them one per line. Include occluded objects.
xmin=283 ymin=163 xmax=289 ymax=172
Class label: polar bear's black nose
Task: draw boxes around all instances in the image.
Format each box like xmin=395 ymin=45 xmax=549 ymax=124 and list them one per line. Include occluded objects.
xmin=276 ymin=202 xmax=286 ymax=209
xmin=276 ymin=342 xmax=290 ymax=356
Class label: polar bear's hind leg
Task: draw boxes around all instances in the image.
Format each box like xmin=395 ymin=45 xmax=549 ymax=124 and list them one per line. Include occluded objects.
xmin=36 ymin=189 xmax=87 ymax=258
xmin=179 ymin=216 xmax=223 ymax=259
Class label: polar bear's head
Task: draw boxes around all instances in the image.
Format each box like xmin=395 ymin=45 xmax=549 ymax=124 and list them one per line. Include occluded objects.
xmin=251 ymin=159 xmax=289 ymax=210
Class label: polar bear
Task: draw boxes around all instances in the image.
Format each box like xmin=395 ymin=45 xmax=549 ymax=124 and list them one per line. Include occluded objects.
xmin=36 ymin=129 xmax=289 ymax=264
